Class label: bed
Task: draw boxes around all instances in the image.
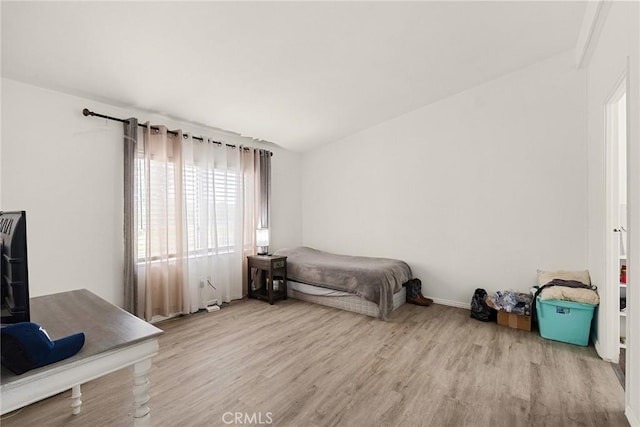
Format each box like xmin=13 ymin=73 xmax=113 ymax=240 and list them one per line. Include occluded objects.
xmin=272 ymin=247 xmax=412 ymax=320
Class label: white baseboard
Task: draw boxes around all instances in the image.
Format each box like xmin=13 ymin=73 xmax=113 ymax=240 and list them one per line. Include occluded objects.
xmin=429 ymin=297 xmax=470 ymax=310
xmin=594 ymin=338 xmax=605 ymax=360
xmin=627 ymin=405 xmax=640 ymax=427
xmin=594 ymin=337 xmax=618 ymax=362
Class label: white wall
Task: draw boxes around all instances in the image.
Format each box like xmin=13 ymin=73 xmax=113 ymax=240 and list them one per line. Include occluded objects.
xmin=583 ymin=1 xmax=640 ymax=423
xmin=585 ymin=2 xmax=632 ymax=362
xmin=301 ymin=51 xmax=587 ymax=306
xmin=0 ymin=78 xmax=302 ymax=307
xmin=627 ymin=2 xmax=640 ymax=421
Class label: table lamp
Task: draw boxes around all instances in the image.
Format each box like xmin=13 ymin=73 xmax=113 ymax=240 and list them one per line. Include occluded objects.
xmin=256 ymin=228 xmax=270 ymax=255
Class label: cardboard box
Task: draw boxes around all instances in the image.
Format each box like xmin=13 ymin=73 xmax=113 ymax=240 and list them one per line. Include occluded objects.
xmin=496 ymin=310 xmax=531 ymax=331
xmin=486 ymin=299 xmax=532 ymax=332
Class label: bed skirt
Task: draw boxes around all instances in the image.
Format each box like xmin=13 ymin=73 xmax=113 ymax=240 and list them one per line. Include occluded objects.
xmin=287 ymin=280 xmax=406 ymax=318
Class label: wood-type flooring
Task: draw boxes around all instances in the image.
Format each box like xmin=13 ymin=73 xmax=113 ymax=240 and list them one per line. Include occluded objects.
xmin=1 ymin=299 xmax=628 ymax=427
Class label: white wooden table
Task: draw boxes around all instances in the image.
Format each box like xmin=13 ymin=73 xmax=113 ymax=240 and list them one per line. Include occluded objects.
xmin=1 ymin=289 xmax=163 ymax=426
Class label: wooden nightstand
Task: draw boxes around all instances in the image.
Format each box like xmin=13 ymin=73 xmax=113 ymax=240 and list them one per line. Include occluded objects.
xmin=247 ymin=255 xmax=287 ymax=305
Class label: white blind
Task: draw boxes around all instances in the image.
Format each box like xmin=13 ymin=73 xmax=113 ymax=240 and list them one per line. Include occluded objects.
xmin=136 ymin=158 xmax=238 ymax=260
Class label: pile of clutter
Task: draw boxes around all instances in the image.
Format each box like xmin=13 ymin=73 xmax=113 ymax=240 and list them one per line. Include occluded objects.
xmin=488 ymin=290 xmax=532 ymax=316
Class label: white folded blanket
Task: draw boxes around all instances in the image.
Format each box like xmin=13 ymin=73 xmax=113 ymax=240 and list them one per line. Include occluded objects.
xmin=539 ymin=287 xmax=600 ymax=305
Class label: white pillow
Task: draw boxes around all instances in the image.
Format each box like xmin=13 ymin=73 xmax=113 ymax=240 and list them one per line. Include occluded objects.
xmin=537 ymin=269 xmax=591 ymax=286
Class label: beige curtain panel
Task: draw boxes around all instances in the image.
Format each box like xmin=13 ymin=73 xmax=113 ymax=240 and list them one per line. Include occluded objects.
xmin=123 ymin=119 xmax=271 ymax=321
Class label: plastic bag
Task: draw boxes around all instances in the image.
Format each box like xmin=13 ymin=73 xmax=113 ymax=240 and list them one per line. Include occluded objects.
xmin=470 ymin=288 xmax=496 ymax=322
xmin=491 ymin=290 xmax=532 ymax=315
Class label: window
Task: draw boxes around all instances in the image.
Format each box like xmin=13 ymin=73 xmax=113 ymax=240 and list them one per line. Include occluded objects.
xmin=183 ymin=165 xmax=238 ymax=254
xmin=135 ymin=158 xmax=238 ymax=261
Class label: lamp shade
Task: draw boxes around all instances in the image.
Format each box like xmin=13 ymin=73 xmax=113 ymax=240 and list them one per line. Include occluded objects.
xmin=256 ymin=228 xmax=270 ymax=247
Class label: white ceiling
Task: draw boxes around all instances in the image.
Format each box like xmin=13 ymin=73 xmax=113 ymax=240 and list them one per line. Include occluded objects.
xmin=1 ymin=1 xmax=586 ymax=152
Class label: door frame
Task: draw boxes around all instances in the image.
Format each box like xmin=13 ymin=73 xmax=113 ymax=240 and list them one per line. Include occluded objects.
xmin=604 ymin=71 xmax=627 ymax=362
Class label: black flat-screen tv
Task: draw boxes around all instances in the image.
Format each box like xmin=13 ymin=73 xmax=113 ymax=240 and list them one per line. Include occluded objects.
xmin=0 ymin=211 xmax=30 ymax=324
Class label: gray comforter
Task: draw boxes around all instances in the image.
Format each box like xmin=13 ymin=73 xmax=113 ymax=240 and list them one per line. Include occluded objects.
xmin=273 ymin=247 xmax=412 ymax=320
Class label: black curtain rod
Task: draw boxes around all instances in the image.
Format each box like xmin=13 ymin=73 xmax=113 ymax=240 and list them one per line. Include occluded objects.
xmin=82 ymin=108 xmax=272 ymax=155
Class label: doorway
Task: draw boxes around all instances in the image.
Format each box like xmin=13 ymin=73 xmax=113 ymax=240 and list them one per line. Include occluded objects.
xmin=605 ymin=76 xmax=627 ymax=379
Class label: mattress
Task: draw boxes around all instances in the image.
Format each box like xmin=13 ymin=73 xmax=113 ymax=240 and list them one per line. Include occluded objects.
xmin=288 ymin=280 xmax=406 ymax=318
xmin=274 ymin=246 xmax=412 ymax=320
xmin=289 ymin=280 xmax=353 ymax=297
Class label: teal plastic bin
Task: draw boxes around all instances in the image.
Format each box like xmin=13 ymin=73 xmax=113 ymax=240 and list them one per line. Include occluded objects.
xmin=536 ymin=296 xmax=597 ymax=346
